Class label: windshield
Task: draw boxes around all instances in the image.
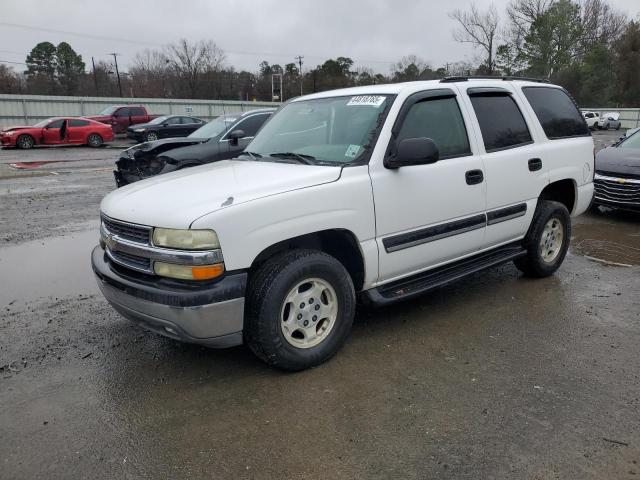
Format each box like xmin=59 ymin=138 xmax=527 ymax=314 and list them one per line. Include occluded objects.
xmin=149 ymin=116 xmax=170 ymax=125
xmin=188 ymin=115 xmax=237 ymax=139
xmin=619 ymin=130 xmax=640 ymax=149
xmin=33 ymin=119 xmax=54 ymax=127
xmin=98 ymin=106 xmax=119 ymax=115
xmin=246 ymin=94 xmax=394 ymax=165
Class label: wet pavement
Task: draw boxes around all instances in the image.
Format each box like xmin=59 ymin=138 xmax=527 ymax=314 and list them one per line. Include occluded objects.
xmin=1 ymin=129 xmax=639 ymax=479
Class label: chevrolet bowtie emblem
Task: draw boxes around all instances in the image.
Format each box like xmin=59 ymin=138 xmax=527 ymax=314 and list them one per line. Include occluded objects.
xmin=617 ymin=178 xmax=627 ymax=184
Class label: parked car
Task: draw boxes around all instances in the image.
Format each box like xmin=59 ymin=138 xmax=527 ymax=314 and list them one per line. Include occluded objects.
xmin=126 ymin=115 xmax=206 ymax=142
xmin=93 ymin=78 xmax=594 ymax=371
xmin=583 ymin=111 xmax=600 ymax=129
xmin=114 ymin=108 xmax=275 ymax=187
xmin=597 ymin=112 xmax=621 ymax=130
xmin=0 ymin=117 xmax=115 ymax=149
xmin=594 ymin=129 xmax=640 ymax=211
xmin=87 ymin=105 xmax=157 ymax=134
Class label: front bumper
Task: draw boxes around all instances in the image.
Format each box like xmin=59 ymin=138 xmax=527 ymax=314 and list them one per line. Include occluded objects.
xmin=593 ymin=173 xmax=640 ymax=211
xmin=92 ymin=245 xmax=246 ymax=348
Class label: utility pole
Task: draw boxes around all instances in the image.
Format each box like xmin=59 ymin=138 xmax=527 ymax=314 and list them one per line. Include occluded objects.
xmin=91 ymin=56 xmax=99 ymax=96
xmin=109 ymin=52 xmax=123 ymax=97
xmin=295 ymin=55 xmax=304 ymax=96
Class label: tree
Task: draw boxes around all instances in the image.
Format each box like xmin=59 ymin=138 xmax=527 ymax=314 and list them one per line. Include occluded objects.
xmin=494 ymin=43 xmax=526 ymax=75
xmin=449 ymin=4 xmax=499 ymax=74
xmin=391 ymin=55 xmax=427 ymax=81
xmin=613 ymin=21 xmax=640 ymax=107
xmin=520 ymin=0 xmax=583 ymax=78
xmin=55 ymin=42 xmax=85 ymax=95
xmin=165 ymin=39 xmax=225 ymax=98
xmin=0 ymin=65 xmax=23 ymax=93
xmin=25 ymin=41 xmax=57 ymax=93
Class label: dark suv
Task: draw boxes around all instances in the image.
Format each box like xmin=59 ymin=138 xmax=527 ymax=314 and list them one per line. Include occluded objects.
xmin=114 ymin=108 xmax=275 ymax=187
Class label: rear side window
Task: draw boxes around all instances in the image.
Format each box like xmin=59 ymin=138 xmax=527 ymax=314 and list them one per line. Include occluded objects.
xmin=115 ymin=107 xmax=129 ymax=117
xmin=396 ymin=97 xmax=471 ymax=159
xmin=469 ymin=94 xmax=532 ymax=152
xmin=69 ymin=119 xmax=89 ymax=127
xmin=129 ymin=107 xmax=145 ymax=116
xmin=523 ymin=87 xmax=590 ymax=139
xmin=233 ymin=114 xmax=270 ymax=137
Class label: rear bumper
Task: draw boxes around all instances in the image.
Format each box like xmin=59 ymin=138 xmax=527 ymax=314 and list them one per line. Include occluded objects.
xmin=92 ymin=245 xmax=246 ymax=348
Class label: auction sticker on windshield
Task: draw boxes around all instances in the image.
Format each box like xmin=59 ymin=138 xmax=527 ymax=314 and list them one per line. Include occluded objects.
xmin=347 ymin=96 xmax=386 ymax=107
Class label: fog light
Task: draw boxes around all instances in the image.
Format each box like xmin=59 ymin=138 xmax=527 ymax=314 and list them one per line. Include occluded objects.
xmin=154 ymin=262 xmax=224 ymax=280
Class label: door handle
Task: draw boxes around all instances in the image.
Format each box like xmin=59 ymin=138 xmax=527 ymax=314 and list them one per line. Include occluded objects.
xmin=528 ymin=158 xmax=542 ymax=171
xmin=465 ymin=169 xmax=484 ymax=185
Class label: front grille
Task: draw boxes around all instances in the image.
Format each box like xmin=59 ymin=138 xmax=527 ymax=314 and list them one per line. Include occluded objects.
xmin=102 ymin=215 xmax=151 ymax=244
xmin=111 ymin=250 xmax=152 ymax=271
xmin=594 ymin=175 xmax=640 ymax=206
xmin=596 ymin=170 xmax=640 ymax=181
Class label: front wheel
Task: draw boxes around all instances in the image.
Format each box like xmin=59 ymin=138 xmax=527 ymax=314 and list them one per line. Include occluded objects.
xmin=87 ymin=133 xmax=103 ymax=148
xmin=16 ymin=134 xmax=34 ymax=149
xmin=244 ymin=249 xmax=355 ymax=371
xmin=144 ymin=132 xmax=159 ymax=142
xmin=514 ymin=200 xmax=571 ymax=278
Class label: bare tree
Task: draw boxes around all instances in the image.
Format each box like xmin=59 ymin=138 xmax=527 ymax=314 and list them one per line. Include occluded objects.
xmin=581 ymin=0 xmax=627 ymax=46
xmin=506 ymin=0 xmax=555 ymax=38
xmin=449 ymin=4 xmax=500 ymax=74
xmin=164 ymin=39 xmax=226 ymax=98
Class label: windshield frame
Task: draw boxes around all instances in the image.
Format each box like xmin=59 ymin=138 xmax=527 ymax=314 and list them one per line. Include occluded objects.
xmin=618 ymin=129 xmax=640 ymax=149
xmin=244 ymin=94 xmax=396 ymax=167
xmin=98 ymin=106 xmax=119 ymax=116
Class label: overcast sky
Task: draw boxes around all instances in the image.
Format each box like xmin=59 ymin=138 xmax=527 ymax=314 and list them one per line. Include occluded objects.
xmin=0 ymin=0 xmax=638 ymax=75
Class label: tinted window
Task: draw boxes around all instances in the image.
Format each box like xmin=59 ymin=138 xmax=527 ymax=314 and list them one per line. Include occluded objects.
xmin=523 ymin=87 xmax=590 ymax=139
xmin=69 ymin=119 xmax=89 ymax=127
xmin=46 ymin=119 xmax=64 ymax=128
xmin=129 ymin=107 xmax=145 ymax=116
xmin=584 ymin=113 xmax=594 ymax=118
xmin=233 ymin=114 xmax=270 ymax=137
xmin=182 ymin=117 xmax=200 ymax=124
xmin=396 ymin=96 xmax=471 ymax=158
xmin=164 ymin=117 xmax=181 ymax=125
xmin=470 ymin=94 xmax=532 ymax=152
xmin=115 ymin=107 xmax=129 ymax=117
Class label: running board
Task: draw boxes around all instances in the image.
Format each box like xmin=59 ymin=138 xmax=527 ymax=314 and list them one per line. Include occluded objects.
xmin=363 ymin=242 xmax=526 ymax=306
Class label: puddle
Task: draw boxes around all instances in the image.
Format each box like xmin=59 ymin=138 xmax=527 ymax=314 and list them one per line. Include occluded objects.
xmin=571 ymin=212 xmax=640 ymax=266
xmin=0 ymin=228 xmax=100 ymax=307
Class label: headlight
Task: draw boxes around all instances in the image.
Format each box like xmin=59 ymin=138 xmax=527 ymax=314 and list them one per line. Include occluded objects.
xmin=5 ymin=131 xmax=15 ymax=136
xmin=152 ymin=228 xmax=220 ymax=250
xmin=154 ymin=261 xmax=224 ymax=280
xmin=134 ymin=128 xmax=146 ymax=132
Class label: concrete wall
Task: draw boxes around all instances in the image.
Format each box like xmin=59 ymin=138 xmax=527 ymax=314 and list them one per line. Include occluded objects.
xmin=580 ymin=108 xmax=640 ymax=129
xmin=0 ymin=94 xmax=279 ymax=128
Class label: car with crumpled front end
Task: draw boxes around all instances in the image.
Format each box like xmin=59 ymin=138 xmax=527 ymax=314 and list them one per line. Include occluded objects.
xmin=113 ymin=108 xmax=275 ymax=187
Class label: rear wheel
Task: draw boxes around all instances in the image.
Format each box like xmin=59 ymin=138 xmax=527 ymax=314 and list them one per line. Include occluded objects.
xmin=144 ymin=131 xmax=159 ymax=142
xmin=87 ymin=133 xmax=103 ymax=148
xmin=16 ymin=134 xmax=34 ymax=149
xmin=616 ymin=124 xmax=621 ymax=130
xmin=514 ymin=200 xmax=571 ymax=278
xmin=244 ymin=249 xmax=355 ymax=371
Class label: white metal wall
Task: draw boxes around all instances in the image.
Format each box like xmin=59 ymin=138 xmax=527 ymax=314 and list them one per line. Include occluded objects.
xmin=0 ymin=94 xmax=279 ymax=127
xmin=581 ymin=108 xmax=640 ymax=129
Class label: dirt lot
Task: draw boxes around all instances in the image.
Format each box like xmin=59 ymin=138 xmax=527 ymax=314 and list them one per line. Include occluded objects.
xmin=1 ymin=130 xmax=639 ymax=479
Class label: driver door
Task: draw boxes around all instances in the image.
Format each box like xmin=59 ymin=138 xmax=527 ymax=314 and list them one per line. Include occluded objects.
xmin=369 ymin=89 xmax=487 ymax=283
xmin=41 ymin=119 xmax=65 ymax=144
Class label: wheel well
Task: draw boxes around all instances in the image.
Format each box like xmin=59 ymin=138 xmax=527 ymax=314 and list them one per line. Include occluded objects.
xmin=250 ymin=230 xmax=365 ymax=291
xmin=17 ymin=133 xmax=36 ymax=144
xmin=539 ymin=179 xmax=576 ymax=213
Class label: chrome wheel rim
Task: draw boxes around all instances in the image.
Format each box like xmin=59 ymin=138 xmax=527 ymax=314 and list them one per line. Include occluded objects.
xmin=18 ymin=136 xmax=32 ymax=148
xmin=280 ymin=278 xmax=338 ymax=349
xmin=147 ymin=132 xmax=158 ymax=141
xmin=89 ymin=135 xmax=100 ymax=146
xmin=540 ymin=217 xmax=564 ymax=263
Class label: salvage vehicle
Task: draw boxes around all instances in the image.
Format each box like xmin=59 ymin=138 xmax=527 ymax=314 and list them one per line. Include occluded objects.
xmin=594 ymin=129 xmax=640 ymax=211
xmin=114 ymin=108 xmax=275 ymax=187
xmin=93 ymin=77 xmax=595 ymax=371
xmin=126 ymin=115 xmax=206 ymax=142
xmin=1 ymin=117 xmax=115 ymax=149
xmin=597 ymin=112 xmax=621 ymax=130
xmin=583 ymin=111 xmax=600 ymax=129
xmin=87 ymin=105 xmax=157 ymax=134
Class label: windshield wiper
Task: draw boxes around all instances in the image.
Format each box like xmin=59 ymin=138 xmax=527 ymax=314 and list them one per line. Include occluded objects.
xmin=269 ymin=152 xmax=316 ymax=165
xmin=237 ymin=151 xmax=263 ymax=159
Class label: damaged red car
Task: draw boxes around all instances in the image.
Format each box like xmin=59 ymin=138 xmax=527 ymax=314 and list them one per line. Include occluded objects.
xmin=0 ymin=117 xmax=115 ymax=149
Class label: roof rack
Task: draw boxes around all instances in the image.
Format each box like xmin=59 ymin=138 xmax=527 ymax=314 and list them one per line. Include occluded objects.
xmin=439 ymin=75 xmax=549 ymax=83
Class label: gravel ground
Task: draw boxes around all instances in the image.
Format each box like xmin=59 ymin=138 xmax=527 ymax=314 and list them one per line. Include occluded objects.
xmin=1 ymin=129 xmax=639 ymax=479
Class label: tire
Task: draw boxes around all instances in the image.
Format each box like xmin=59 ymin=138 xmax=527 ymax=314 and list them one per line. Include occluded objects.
xmin=616 ymin=124 xmax=621 ymax=130
xmin=16 ymin=134 xmax=34 ymax=149
xmin=144 ymin=132 xmax=159 ymax=142
xmin=244 ymin=249 xmax=356 ymax=371
xmin=514 ymin=200 xmax=571 ymax=278
xmin=87 ymin=133 xmax=103 ymax=148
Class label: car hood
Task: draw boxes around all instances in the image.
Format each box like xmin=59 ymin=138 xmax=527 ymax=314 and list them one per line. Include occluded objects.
xmin=1 ymin=125 xmax=33 ymax=132
xmin=101 ymin=160 xmax=343 ymax=228
xmin=123 ymin=137 xmax=208 ymax=159
xmin=86 ymin=115 xmax=111 ymax=122
xmin=596 ymin=146 xmax=640 ymax=176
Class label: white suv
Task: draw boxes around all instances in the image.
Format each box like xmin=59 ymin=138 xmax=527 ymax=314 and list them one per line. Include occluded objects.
xmin=93 ymin=78 xmax=595 ymax=371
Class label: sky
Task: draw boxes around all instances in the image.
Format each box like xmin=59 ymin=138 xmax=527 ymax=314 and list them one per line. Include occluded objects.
xmin=0 ymin=0 xmax=638 ymax=75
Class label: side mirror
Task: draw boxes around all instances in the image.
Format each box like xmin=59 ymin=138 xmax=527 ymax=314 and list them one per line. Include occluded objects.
xmin=385 ymin=137 xmax=439 ymax=169
xmin=226 ymin=129 xmax=245 ymax=145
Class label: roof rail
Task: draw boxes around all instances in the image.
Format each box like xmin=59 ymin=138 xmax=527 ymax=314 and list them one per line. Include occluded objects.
xmin=439 ymin=75 xmax=550 ymax=84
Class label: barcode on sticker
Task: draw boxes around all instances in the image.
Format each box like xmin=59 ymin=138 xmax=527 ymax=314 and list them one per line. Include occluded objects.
xmin=347 ymin=96 xmax=386 ymax=107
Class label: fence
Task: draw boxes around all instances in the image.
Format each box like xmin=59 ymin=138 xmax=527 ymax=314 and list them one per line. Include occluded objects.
xmin=0 ymin=94 xmax=279 ymax=128
xmin=580 ymin=108 xmax=640 ymax=129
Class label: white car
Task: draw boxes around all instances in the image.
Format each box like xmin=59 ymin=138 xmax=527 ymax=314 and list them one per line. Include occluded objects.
xmin=597 ymin=112 xmax=621 ymax=130
xmin=93 ymin=78 xmax=595 ymax=371
xmin=583 ymin=111 xmax=600 ymax=129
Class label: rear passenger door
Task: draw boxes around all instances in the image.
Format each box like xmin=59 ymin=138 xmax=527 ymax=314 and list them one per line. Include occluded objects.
xmin=371 ymin=89 xmax=487 ymax=283
xmin=461 ymin=87 xmax=548 ymax=248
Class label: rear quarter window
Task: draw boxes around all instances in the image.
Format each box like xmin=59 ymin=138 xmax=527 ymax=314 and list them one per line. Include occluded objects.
xmin=522 ymin=87 xmax=590 ymax=139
